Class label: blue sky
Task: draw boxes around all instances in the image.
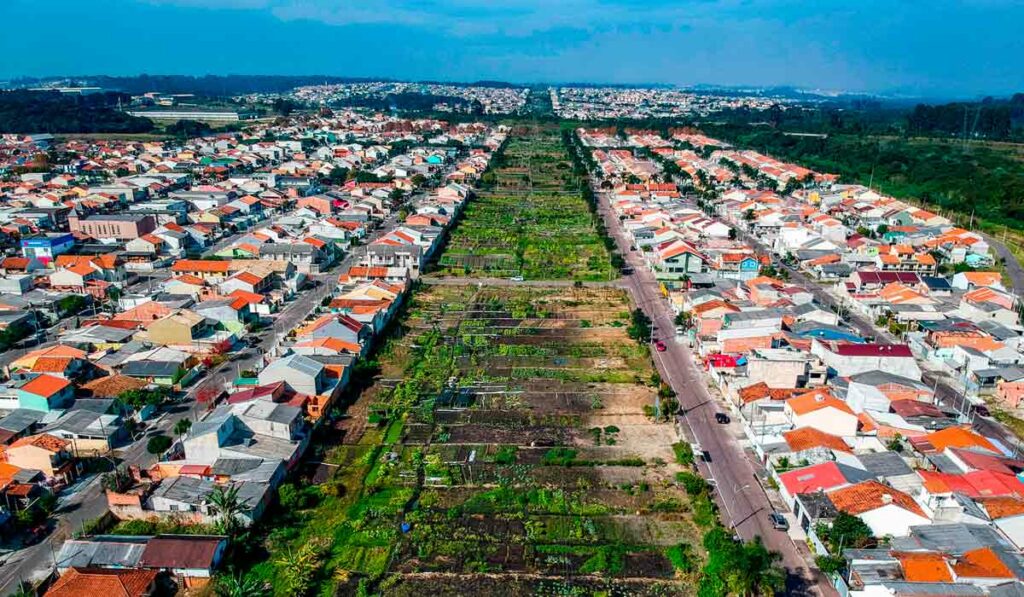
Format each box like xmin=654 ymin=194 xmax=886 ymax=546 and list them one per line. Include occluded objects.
xmin=2 ymin=0 xmax=1022 ymax=98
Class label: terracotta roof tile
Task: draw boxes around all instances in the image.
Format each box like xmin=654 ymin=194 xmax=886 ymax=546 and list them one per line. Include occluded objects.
xmin=783 ymin=427 xmax=852 ymax=453
xmin=951 ymin=547 xmax=1014 ymax=579
xmin=895 ymin=552 xmax=953 ymax=583
xmin=45 ymin=567 xmax=158 ymax=597
xmin=827 ymin=480 xmax=926 ymax=518
xmin=10 ymin=433 xmax=69 ymax=453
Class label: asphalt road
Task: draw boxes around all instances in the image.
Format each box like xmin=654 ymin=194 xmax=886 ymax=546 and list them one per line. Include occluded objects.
xmin=595 ymin=190 xmax=834 ymax=596
xmin=980 ymin=231 xmax=1024 ymax=292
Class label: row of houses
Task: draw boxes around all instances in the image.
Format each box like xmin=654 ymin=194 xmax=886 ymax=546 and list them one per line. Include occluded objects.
xmin=584 ymin=127 xmax=1024 ymax=596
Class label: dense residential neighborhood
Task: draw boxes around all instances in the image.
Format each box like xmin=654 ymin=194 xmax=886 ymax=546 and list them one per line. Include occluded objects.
xmin=0 ymin=79 xmax=1022 ymax=597
xmin=0 ymin=109 xmax=505 ymax=593
xmin=579 ymin=125 xmax=1024 ymax=596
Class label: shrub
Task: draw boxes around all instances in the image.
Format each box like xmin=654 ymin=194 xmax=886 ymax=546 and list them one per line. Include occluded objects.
xmin=672 ymin=442 xmax=695 ymax=467
xmin=675 ymin=471 xmax=709 ymax=496
xmin=665 ymin=543 xmax=698 ymax=574
xmin=541 ymin=447 xmax=578 ymax=466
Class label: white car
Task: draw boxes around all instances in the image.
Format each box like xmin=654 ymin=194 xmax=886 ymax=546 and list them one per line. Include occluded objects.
xmin=509 ymin=276 xmax=524 ymax=282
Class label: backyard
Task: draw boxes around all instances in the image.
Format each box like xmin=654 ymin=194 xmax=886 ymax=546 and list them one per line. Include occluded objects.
xmin=435 ymin=123 xmax=614 ymax=281
xmin=252 ymin=284 xmax=701 ymax=595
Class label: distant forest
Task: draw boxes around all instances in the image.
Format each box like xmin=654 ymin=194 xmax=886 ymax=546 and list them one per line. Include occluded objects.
xmin=0 ymin=90 xmax=153 ymax=134
xmin=702 ymin=94 xmax=1024 ymax=142
xmin=708 ymin=124 xmax=1024 ymax=228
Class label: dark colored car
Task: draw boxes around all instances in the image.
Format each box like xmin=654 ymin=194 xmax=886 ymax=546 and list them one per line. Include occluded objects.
xmin=715 ymin=412 xmax=730 ymax=424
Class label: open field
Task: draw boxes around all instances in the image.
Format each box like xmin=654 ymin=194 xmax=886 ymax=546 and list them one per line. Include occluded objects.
xmin=435 ymin=124 xmax=613 ymax=281
xmin=254 ymin=284 xmax=699 ymax=595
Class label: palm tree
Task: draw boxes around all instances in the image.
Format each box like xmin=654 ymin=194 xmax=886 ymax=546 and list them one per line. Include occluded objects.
xmin=10 ymin=582 xmax=35 ymax=597
xmin=173 ymin=418 xmax=192 ymax=437
xmin=207 ymin=483 xmax=243 ymax=536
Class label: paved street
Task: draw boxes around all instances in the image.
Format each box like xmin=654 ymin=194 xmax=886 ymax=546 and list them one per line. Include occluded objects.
xmin=595 ymin=191 xmax=835 ymax=596
xmin=981 ymin=231 xmax=1024 ymax=292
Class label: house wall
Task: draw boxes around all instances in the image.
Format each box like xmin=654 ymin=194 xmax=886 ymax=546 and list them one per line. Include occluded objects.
xmin=746 ymin=358 xmax=806 ymax=388
xmin=7 ymin=445 xmax=58 ymax=477
xmin=147 ymin=320 xmax=193 ymax=346
xmin=997 ymin=381 xmax=1024 ymax=409
xmin=722 ymin=335 xmax=773 ymax=354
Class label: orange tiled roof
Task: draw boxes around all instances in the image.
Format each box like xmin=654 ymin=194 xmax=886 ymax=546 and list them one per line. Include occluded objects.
xmin=171 ymin=259 xmax=231 ymax=273
xmin=19 ymin=374 xmax=71 ymax=398
xmin=782 ymin=427 xmax=852 ymax=453
xmin=80 ymin=375 xmax=148 ymax=398
xmin=977 ymin=496 xmax=1024 ymax=520
xmin=30 ymin=357 xmax=74 ymax=374
xmin=45 ymin=567 xmax=158 ymax=597
xmin=10 ymin=433 xmax=69 ymax=453
xmin=924 ymin=426 xmax=999 ymax=454
xmin=828 ymin=480 xmax=926 ymax=518
xmin=895 ymin=552 xmax=953 ymax=583
xmin=951 ymin=547 xmax=1014 ymax=579
xmin=786 ymin=389 xmax=855 ymax=417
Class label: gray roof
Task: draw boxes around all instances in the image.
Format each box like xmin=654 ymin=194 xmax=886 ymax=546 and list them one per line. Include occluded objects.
xmin=234 ymin=400 xmax=301 ymax=425
xmin=212 ymin=458 xmax=281 ymax=483
xmin=892 ymin=523 xmax=1010 ymax=555
xmin=724 ymin=308 xmax=790 ymax=324
xmin=0 ymin=408 xmax=43 ymax=433
xmin=990 ymin=582 xmax=1024 ymax=597
xmin=153 ymin=475 xmax=215 ymax=505
xmin=56 ymin=536 xmax=148 ymax=569
xmin=260 ymin=243 xmax=314 ymax=256
xmin=45 ymin=409 xmax=121 ymax=438
xmin=61 ymin=325 xmax=136 ymax=343
xmin=849 ymin=370 xmax=931 ymax=391
xmin=365 ymin=243 xmax=422 ymax=257
xmin=262 ymin=354 xmax=323 ymax=378
xmin=189 ymin=405 xmax=234 ymax=439
xmin=977 ymin=320 xmax=1020 ymax=341
xmin=856 ymin=451 xmax=915 ymax=479
xmin=122 ymin=360 xmax=181 ymax=378
xmin=865 ymin=583 xmax=983 ymax=596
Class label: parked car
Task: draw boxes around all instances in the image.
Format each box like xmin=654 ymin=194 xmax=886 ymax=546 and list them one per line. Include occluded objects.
xmin=715 ymin=412 xmax=730 ymax=424
xmin=509 ymin=276 xmax=524 ymax=282
xmin=769 ymin=512 xmax=789 ymax=531
xmin=654 ymin=340 xmax=667 ymax=352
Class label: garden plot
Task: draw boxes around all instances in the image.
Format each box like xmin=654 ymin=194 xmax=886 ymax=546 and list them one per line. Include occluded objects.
xmin=253 ymin=283 xmax=700 ymax=595
xmin=436 ymin=125 xmax=613 ymax=280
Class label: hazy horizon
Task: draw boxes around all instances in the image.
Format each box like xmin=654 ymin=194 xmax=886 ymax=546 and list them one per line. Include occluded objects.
xmin=3 ymin=0 xmax=1023 ymax=99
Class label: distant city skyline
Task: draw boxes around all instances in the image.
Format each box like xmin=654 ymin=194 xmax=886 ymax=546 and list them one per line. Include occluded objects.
xmin=2 ymin=0 xmax=1023 ymax=99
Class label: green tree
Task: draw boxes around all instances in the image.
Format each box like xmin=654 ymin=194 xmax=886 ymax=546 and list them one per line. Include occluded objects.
xmin=326 ymin=166 xmax=348 ymax=185
xmin=146 ymin=434 xmax=172 ymax=455
xmin=820 ymin=511 xmax=874 ymax=551
xmin=118 ymin=387 xmax=169 ymax=410
xmin=701 ymin=528 xmax=785 ymax=596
